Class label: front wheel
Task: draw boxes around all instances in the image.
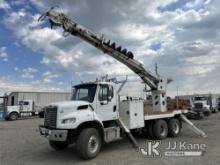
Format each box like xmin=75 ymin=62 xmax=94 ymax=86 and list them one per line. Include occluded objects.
xmin=4 ymin=117 xmax=9 ymax=121
xmin=204 ymin=111 xmax=210 ymax=116
xmin=76 ymin=128 xmax=102 ymax=160
xmin=9 ymin=112 xmax=18 ymax=121
xmin=49 ymin=141 xmax=69 ymax=150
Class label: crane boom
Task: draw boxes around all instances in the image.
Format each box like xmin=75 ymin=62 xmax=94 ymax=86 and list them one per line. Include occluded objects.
xmin=38 ymin=8 xmax=159 ymax=90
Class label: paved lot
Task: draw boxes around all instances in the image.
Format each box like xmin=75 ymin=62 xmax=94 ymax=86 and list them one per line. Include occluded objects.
xmin=0 ymin=113 xmax=220 ymax=165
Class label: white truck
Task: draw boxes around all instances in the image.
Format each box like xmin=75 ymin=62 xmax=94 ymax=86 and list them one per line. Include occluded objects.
xmin=38 ymin=8 xmax=207 ymax=160
xmin=193 ymin=96 xmax=211 ymax=116
xmin=217 ymin=98 xmax=220 ymax=111
xmin=218 ymin=101 xmax=220 ymax=111
xmin=210 ymin=96 xmax=219 ymax=113
xmin=4 ymin=99 xmax=40 ymax=120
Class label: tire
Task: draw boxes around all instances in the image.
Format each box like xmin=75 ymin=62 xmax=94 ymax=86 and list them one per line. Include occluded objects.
xmin=76 ymin=128 xmax=101 ymax=160
xmin=39 ymin=111 xmax=45 ymax=118
xmin=147 ymin=122 xmax=154 ymax=139
xmin=9 ymin=112 xmax=18 ymax=121
xmin=49 ymin=141 xmax=68 ymax=150
xmin=153 ymin=120 xmax=168 ymax=140
xmin=168 ymin=118 xmax=181 ymax=137
xmin=4 ymin=117 xmax=9 ymax=121
xmin=204 ymin=111 xmax=210 ymax=116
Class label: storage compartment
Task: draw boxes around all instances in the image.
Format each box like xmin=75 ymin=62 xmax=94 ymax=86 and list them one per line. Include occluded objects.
xmin=119 ymin=100 xmax=144 ymax=129
xmin=104 ymin=127 xmax=121 ymax=143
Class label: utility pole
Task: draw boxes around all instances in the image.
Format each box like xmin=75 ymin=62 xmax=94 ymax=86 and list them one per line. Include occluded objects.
xmin=155 ymin=63 xmax=158 ymax=76
xmin=176 ymin=86 xmax=179 ymax=109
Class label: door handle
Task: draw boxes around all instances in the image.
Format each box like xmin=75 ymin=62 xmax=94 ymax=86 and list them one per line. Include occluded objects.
xmin=113 ymin=105 xmax=116 ymax=112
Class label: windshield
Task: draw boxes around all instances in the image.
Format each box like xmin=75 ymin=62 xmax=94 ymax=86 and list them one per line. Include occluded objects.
xmin=71 ymin=84 xmax=97 ymax=103
xmin=194 ymin=96 xmax=207 ymax=101
xmin=19 ymin=101 xmax=29 ymax=105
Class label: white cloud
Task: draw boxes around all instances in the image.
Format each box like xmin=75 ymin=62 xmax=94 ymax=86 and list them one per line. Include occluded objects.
xmin=185 ymin=0 xmax=211 ymax=10
xmin=14 ymin=67 xmax=19 ymax=71
xmin=0 ymin=0 xmax=10 ymax=10
xmin=0 ymin=76 xmax=66 ymax=95
xmin=2 ymin=0 xmax=220 ymax=96
xmin=0 ymin=46 xmax=8 ymax=62
xmin=41 ymin=57 xmax=50 ymax=65
xmin=21 ymin=67 xmax=38 ymax=79
xmin=42 ymin=71 xmax=60 ymax=83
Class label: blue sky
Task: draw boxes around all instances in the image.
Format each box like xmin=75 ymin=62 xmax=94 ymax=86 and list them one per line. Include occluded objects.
xmin=0 ymin=0 xmax=73 ymax=93
xmin=0 ymin=0 xmax=220 ymax=97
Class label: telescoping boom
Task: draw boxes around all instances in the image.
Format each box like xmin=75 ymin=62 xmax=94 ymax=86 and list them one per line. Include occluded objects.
xmin=38 ymin=7 xmax=170 ymax=113
xmin=38 ymin=8 xmax=159 ymax=89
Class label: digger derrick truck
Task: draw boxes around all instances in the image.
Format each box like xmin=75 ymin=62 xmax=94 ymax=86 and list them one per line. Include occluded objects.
xmin=38 ymin=8 xmax=207 ymax=160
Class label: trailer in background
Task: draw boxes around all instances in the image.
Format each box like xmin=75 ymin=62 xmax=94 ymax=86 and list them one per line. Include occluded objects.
xmin=2 ymin=91 xmax=71 ymax=120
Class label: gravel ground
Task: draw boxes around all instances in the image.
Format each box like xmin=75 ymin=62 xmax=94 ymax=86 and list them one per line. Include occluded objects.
xmin=0 ymin=113 xmax=220 ymax=165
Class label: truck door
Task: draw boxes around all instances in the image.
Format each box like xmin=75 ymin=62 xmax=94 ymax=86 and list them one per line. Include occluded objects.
xmin=96 ymin=84 xmax=118 ymax=121
xmin=22 ymin=101 xmax=30 ymax=112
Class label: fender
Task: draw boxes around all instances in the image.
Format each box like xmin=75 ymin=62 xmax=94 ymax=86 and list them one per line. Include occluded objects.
xmin=56 ymin=104 xmax=103 ymax=130
xmin=76 ymin=120 xmax=104 ymax=140
xmin=5 ymin=111 xmax=19 ymax=118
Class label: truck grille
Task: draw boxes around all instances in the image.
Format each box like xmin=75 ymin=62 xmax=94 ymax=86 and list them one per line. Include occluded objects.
xmin=44 ymin=106 xmax=57 ymax=128
xmin=194 ymin=103 xmax=203 ymax=109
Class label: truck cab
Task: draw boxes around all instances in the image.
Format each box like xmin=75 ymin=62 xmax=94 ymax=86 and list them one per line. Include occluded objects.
xmin=71 ymin=82 xmax=118 ymax=121
xmin=193 ymin=96 xmax=211 ymax=116
xmin=5 ymin=99 xmax=35 ymax=120
xmin=39 ymin=81 xmax=123 ymax=159
xmin=42 ymin=82 xmax=119 ymax=129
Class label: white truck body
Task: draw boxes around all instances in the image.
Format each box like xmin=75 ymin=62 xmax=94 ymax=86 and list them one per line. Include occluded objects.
xmin=5 ymin=100 xmax=39 ymax=120
xmin=192 ymin=96 xmax=211 ymax=115
xmin=41 ymin=81 xmax=185 ymax=129
xmin=39 ymin=81 xmax=201 ymax=152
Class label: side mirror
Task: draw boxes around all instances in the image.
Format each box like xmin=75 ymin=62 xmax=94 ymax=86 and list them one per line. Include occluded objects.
xmin=100 ymin=100 xmax=108 ymax=105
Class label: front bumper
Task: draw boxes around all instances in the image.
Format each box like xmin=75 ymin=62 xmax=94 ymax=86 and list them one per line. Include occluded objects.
xmin=193 ymin=108 xmax=210 ymax=113
xmin=39 ymin=125 xmax=68 ymax=142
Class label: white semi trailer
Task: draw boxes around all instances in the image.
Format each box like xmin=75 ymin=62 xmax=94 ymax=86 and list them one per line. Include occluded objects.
xmin=38 ymin=8 xmax=206 ymax=160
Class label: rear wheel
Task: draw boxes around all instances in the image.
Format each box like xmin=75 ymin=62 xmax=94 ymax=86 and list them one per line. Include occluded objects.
xmin=168 ymin=118 xmax=181 ymax=137
xmin=49 ymin=141 xmax=69 ymax=150
xmin=153 ymin=120 xmax=168 ymax=140
xmin=147 ymin=122 xmax=154 ymax=139
xmin=76 ymin=128 xmax=101 ymax=160
xmin=9 ymin=112 xmax=18 ymax=121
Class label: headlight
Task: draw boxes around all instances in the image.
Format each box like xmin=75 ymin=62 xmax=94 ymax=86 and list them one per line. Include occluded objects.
xmin=62 ymin=117 xmax=76 ymax=124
